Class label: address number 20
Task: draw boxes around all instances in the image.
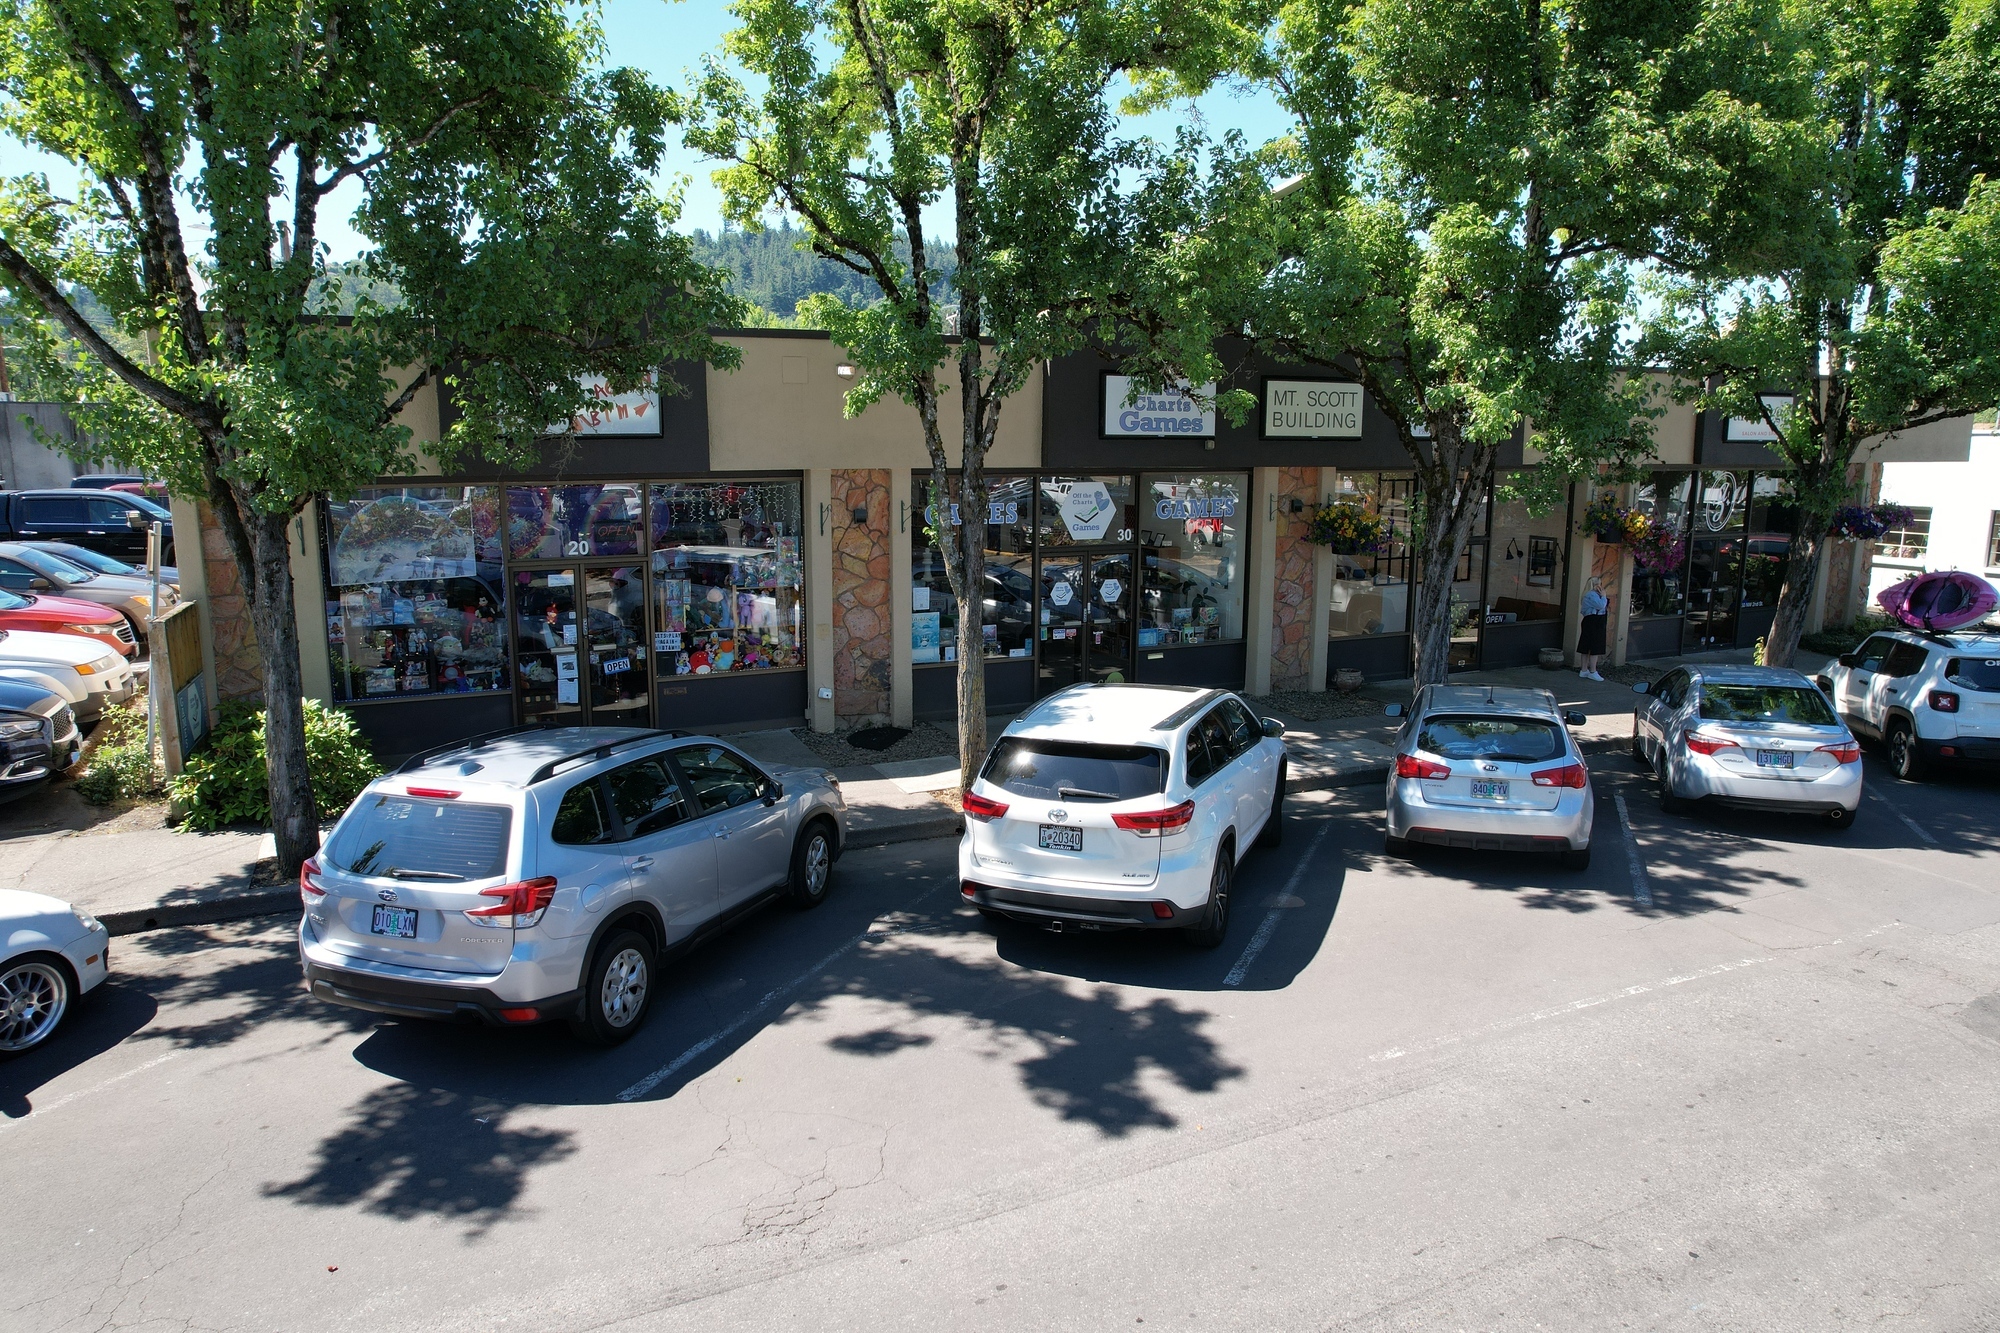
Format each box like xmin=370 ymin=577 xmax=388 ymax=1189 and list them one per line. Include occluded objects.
xmin=564 ymin=539 xmax=591 ymax=555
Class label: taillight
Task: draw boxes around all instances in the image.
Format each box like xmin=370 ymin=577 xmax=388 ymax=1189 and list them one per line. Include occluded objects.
xmin=1394 ymin=753 xmax=1451 ymax=780
xmin=1685 ymin=733 xmax=1739 ymax=756
xmin=1531 ymin=762 xmax=1588 ymax=789
xmin=963 ymin=791 xmax=1009 ymax=821
xmin=464 ymin=877 xmax=558 ymax=928
xmin=1928 ymin=690 xmax=1959 ymax=713
xmin=299 ymin=856 xmax=326 ymax=900
xmin=1112 ymin=800 xmax=1197 ymax=836
xmin=1816 ymin=741 xmax=1862 ymax=764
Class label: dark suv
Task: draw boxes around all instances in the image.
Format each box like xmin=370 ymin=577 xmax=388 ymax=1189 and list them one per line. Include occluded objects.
xmin=0 ymin=490 xmax=175 ymax=566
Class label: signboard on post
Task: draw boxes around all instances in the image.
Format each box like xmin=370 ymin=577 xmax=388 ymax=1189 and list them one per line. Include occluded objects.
xmin=153 ymin=602 xmax=210 ymax=775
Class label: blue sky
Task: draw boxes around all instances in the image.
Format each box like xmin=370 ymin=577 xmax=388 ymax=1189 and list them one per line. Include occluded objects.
xmin=0 ymin=0 xmax=1291 ymax=262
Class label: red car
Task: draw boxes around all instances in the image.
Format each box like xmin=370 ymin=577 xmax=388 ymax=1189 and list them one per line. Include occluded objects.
xmin=0 ymin=585 xmax=137 ymax=656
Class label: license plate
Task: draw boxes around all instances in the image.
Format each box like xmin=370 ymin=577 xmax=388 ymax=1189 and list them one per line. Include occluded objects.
xmin=1469 ymin=780 xmax=1510 ymax=800
xmin=370 ymin=905 xmax=419 ymax=938
xmin=1756 ymin=750 xmax=1794 ymax=769
xmin=1038 ymin=824 xmax=1083 ymax=852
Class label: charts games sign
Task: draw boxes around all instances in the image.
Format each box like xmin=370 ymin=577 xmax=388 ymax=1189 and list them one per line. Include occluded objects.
xmin=1102 ymin=375 xmax=1216 ymax=438
xmin=1263 ymin=379 xmax=1364 ymax=439
xmin=561 ymin=371 xmax=663 ymax=437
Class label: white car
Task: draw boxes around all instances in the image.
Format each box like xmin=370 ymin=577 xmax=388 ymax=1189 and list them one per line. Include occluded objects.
xmin=958 ymin=684 xmax=1288 ymax=947
xmin=1818 ymin=629 xmax=2000 ymax=780
xmin=1 ymin=889 xmax=110 ymax=1057
xmin=0 ymin=627 xmax=135 ymax=722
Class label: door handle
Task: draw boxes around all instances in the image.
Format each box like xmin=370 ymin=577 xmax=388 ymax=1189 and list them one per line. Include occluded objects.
xmin=630 ymin=856 xmax=655 ymax=870
xmin=714 ymin=829 xmax=731 ymax=840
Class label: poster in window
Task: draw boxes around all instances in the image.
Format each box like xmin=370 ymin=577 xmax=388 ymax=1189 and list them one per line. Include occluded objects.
xmin=912 ymin=611 xmax=942 ymax=664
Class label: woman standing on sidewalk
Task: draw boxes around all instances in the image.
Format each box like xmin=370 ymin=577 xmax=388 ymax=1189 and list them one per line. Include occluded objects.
xmin=1577 ymin=577 xmax=1609 ymax=680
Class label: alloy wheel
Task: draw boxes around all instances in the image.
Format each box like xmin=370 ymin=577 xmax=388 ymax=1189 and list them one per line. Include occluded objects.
xmin=803 ymin=833 xmax=830 ymax=897
xmin=0 ymin=961 xmax=67 ymax=1054
xmin=599 ymin=948 xmax=649 ymax=1028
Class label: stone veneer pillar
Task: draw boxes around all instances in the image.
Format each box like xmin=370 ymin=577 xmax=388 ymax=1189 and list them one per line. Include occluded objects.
xmin=829 ymin=468 xmax=893 ymax=726
xmin=1244 ymin=468 xmax=1279 ymax=697
xmin=1269 ymin=465 xmax=1320 ymax=691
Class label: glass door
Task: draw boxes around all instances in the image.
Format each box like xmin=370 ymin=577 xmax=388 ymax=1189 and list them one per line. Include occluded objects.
xmin=1037 ymin=556 xmax=1089 ymax=693
xmin=1682 ymin=537 xmax=1743 ymax=651
xmin=1035 ymin=552 xmax=1135 ymax=695
xmin=511 ymin=563 xmax=653 ymax=726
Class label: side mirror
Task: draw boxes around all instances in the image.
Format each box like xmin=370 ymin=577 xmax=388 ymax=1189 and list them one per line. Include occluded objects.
xmin=1383 ymin=703 xmax=1405 ymax=718
xmin=1837 ymin=653 xmax=1859 ymax=669
xmin=1563 ymin=710 xmax=1587 ymax=727
xmin=1630 ymin=681 xmax=1651 ymax=696
xmin=124 ymin=510 xmax=148 ymax=532
xmin=1260 ymin=717 xmax=1285 ymax=738
xmin=763 ymin=781 xmax=783 ymax=804
xmin=27 ymin=577 xmax=51 ymax=591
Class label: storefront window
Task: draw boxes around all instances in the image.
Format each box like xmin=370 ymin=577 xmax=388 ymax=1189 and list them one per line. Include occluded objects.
xmin=912 ymin=476 xmax=1033 ymax=662
xmin=649 ymin=481 xmax=804 ymax=675
xmin=505 ymin=484 xmax=645 ymax=559
xmin=323 ymin=486 xmax=510 ymax=700
xmin=1136 ymin=473 xmax=1246 ymax=645
xmin=1326 ymin=471 xmax=1414 ymax=638
xmin=1692 ymin=470 xmax=1748 ymax=534
xmin=1036 ymin=475 xmax=1135 ymax=549
xmin=1632 ymin=472 xmax=1692 ymax=618
xmin=1485 ymin=494 xmax=1565 ymax=624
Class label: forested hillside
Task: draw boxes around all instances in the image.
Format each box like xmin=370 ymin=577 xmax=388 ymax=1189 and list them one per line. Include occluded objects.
xmin=689 ymin=222 xmax=956 ymax=324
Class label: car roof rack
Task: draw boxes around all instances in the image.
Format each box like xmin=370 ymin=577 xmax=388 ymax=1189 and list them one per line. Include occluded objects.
xmin=526 ymin=730 xmax=688 ymax=785
xmin=394 ymin=721 xmax=557 ymax=775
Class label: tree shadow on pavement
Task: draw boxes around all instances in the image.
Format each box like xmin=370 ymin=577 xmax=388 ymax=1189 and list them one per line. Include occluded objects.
xmin=113 ymin=918 xmax=377 ymax=1053
xmin=0 ymin=979 xmax=156 ymax=1117
xmin=260 ymin=1081 xmax=575 ymax=1237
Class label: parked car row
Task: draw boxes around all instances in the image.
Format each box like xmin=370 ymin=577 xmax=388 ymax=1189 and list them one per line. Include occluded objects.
xmin=0 ymin=488 xmax=175 ymax=567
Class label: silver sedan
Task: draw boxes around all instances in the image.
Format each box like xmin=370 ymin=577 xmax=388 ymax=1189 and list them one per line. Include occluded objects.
xmin=1631 ymin=664 xmax=1862 ymax=829
xmin=1384 ymin=685 xmax=1595 ymax=870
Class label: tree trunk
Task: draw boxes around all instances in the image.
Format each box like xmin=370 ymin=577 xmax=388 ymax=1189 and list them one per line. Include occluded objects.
xmin=953 ymin=473 xmax=988 ymax=790
xmin=243 ymin=505 xmax=320 ymax=874
xmin=1409 ymin=468 xmax=1488 ymax=690
xmin=1761 ymin=527 xmax=1825 ymax=670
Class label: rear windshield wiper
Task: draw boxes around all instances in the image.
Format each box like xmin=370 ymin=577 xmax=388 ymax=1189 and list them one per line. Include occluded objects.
xmin=383 ymin=867 xmax=464 ymax=881
xmin=1056 ymin=787 xmax=1120 ymax=801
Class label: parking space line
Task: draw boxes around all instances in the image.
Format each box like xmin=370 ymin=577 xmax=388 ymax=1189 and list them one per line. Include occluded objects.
xmin=1613 ymin=794 xmax=1654 ymax=909
xmin=1223 ymin=820 xmax=1335 ymax=988
xmin=1869 ymin=789 xmax=1938 ymax=845
xmin=0 ymin=1049 xmax=182 ymax=1135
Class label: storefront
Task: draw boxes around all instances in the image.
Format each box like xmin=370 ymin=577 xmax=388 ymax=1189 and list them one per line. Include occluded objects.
xmin=907 ymin=470 xmax=1250 ymax=720
xmin=1626 ymin=468 xmax=1796 ymax=659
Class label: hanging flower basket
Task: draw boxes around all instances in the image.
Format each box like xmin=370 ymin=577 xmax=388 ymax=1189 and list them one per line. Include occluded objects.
xmin=1829 ymin=503 xmax=1914 ymax=541
xmin=1579 ymin=495 xmax=1639 ymax=544
xmin=1305 ymin=502 xmax=1387 ymax=555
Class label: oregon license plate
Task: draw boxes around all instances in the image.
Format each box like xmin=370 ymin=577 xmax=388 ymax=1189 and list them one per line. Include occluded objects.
xmin=1038 ymin=824 xmax=1083 ymax=852
xmin=1469 ymin=780 xmax=1509 ymax=800
xmin=370 ymin=905 xmax=419 ymax=938
xmin=1756 ymin=750 xmax=1794 ymax=769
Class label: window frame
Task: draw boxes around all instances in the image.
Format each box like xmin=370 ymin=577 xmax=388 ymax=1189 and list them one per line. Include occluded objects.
xmin=603 ymin=752 xmax=696 ymax=840
xmin=664 ymin=743 xmax=772 ymax=817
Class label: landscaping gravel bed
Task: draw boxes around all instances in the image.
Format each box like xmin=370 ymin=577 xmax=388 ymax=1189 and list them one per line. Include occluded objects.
xmin=788 ymin=721 xmax=959 ymax=768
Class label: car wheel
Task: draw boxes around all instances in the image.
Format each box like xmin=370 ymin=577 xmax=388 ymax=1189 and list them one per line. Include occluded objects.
xmin=0 ymin=955 xmax=72 ymax=1058
xmin=568 ymin=929 xmax=654 ymax=1047
xmin=1887 ymin=724 xmax=1926 ymax=782
xmin=1183 ymin=845 xmax=1234 ymax=950
xmin=1656 ymin=750 xmax=1688 ymax=815
xmin=1560 ymin=843 xmax=1592 ymax=872
xmin=1257 ymin=763 xmax=1287 ymax=848
xmin=786 ymin=820 xmax=835 ymax=909
xmin=1826 ymin=806 xmax=1855 ymax=832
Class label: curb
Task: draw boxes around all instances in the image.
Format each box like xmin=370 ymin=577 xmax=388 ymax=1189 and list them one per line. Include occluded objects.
xmin=103 ymin=889 xmax=300 ymax=937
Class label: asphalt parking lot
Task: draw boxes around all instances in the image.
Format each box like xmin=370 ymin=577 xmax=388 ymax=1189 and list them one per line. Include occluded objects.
xmin=4 ymin=752 xmax=1998 ymax=1331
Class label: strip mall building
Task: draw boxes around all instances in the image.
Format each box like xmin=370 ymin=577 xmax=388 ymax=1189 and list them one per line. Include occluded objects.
xmin=170 ymin=332 xmax=1974 ymax=759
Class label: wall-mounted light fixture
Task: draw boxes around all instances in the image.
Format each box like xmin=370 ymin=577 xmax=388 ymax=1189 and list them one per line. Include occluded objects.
xmin=899 ymin=499 xmax=909 ymax=533
xmin=835 ymin=363 xmax=857 ymax=378
xmin=818 ymin=501 xmax=832 ymax=535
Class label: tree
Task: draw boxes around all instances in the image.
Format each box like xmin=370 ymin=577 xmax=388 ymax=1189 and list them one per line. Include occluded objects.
xmin=687 ymin=0 xmax=1256 ymax=787
xmin=0 ymin=0 xmax=739 ymax=869
xmin=1640 ymin=0 xmax=2000 ymax=666
xmin=1116 ymin=0 xmax=1799 ymax=688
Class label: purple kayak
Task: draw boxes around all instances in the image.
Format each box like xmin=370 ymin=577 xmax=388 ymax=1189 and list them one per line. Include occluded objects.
xmin=1877 ymin=570 xmax=1999 ymax=631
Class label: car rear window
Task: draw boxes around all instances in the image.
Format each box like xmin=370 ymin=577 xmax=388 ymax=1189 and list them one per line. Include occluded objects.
xmin=1946 ymin=657 xmax=2000 ymax=692
xmin=1417 ymin=716 xmax=1563 ymax=762
xmin=1698 ymin=685 xmax=1837 ymax=725
xmin=324 ymin=794 xmax=511 ymax=881
xmin=981 ymin=739 xmax=1165 ymax=801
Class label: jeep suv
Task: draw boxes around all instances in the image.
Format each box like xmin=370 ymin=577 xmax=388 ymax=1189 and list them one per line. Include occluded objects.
xmin=1818 ymin=629 xmax=2000 ymax=780
xmin=299 ymin=725 xmax=846 ymax=1044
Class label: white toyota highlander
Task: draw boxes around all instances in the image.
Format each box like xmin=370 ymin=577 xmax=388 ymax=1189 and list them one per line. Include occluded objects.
xmin=958 ymin=684 xmax=1288 ymax=947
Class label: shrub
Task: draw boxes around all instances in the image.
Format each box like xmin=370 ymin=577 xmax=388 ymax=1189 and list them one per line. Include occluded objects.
xmin=1799 ymin=612 xmax=1896 ymax=658
xmin=75 ymin=701 xmax=164 ymax=805
xmin=169 ymin=700 xmax=381 ymax=832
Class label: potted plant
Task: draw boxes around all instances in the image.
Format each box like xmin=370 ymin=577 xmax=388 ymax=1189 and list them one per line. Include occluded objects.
xmin=1305 ymin=502 xmax=1388 ymax=556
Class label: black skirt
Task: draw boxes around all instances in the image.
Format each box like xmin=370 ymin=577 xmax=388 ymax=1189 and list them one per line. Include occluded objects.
xmin=1577 ymin=613 xmax=1608 ymax=655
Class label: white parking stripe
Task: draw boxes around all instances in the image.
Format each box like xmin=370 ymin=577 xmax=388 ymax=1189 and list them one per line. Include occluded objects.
xmin=1869 ymin=789 xmax=1938 ymax=845
xmin=1614 ymin=794 xmax=1654 ymax=909
xmin=0 ymin=1049 xmax=181 ymax=1134
xmin=1223 ymin=821 xmax=1336 ymax=988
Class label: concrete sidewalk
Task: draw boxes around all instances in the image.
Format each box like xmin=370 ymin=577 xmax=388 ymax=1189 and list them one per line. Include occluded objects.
xmin=2 ymin=644 xmax=1823 ymax=936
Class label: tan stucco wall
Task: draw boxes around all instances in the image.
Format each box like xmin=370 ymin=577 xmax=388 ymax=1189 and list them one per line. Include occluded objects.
xmin=707 ymin=337 xmax=1043 ymax=472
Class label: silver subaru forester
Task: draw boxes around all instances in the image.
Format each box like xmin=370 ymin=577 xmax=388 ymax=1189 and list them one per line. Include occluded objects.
xmin=299 ymin=725 xmax=847 ymax=1044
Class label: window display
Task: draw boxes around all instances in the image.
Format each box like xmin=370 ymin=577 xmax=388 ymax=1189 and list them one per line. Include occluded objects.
xmin=1136 ymin=473 xmax=1246 ymax=646
xmin=505 ymin=484 xmax=645 ymax=559
xmin=1326 ymin=471 xmax=1414 ymax=638
xmin=1632 ymin=472 xmax=1692 ymax=618
xmin=649 ymin=481 xmax=804 ymax=674
xmin=912 ymin=476 xmax=1034 ymax=663
xmin=323 ymin=487 xmax=509 ymax=701
xmin=1485 ymin=494 xmax=1565 ymax=623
